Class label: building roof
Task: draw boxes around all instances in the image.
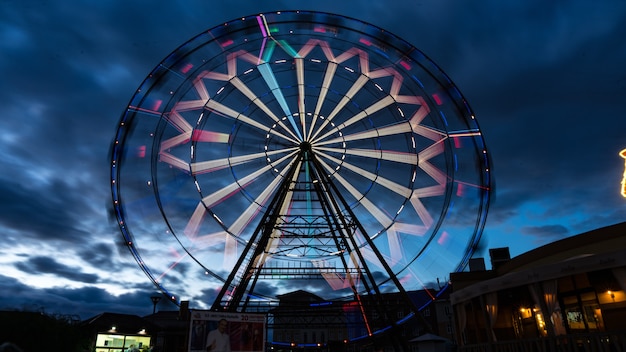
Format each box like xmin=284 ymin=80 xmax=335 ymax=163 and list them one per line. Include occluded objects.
xmin=497 ymin=222 xmax=626 ymax=273
xmin=277 ymin=290 xmax=324 ymax=303
xmin=450 ymin=222 xmax=626 ymax=305
xmin=81 ymin=312 xmax=157 ymax=335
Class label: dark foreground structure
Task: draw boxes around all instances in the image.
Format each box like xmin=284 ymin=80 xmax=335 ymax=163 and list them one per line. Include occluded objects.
xmin=450 ymin=222 xmax=626 ymax=352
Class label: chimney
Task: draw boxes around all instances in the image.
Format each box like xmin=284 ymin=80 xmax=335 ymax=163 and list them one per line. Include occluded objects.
xmin=489 ymin=247 xmax=511 ymax=270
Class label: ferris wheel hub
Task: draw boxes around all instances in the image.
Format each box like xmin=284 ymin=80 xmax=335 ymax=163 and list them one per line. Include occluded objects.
xmin=299 ymin=141 xmax=312 ymax=152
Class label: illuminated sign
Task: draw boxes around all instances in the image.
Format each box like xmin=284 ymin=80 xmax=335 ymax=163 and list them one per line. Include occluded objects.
xmin=620 ymin=149 xmax=626 ymax=197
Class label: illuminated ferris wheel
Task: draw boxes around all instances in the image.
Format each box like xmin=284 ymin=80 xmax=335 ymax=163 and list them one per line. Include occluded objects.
xmin=111 ymin=10 xmax=491 ymax=337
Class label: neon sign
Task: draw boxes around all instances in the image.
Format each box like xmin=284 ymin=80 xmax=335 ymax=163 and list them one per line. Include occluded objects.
xmin=620 ymin=149 xmax=626 ymax=197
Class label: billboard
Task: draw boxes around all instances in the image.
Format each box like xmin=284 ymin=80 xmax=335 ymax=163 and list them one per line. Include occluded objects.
xmin=188 ymin=310 xmax=266 ymax=352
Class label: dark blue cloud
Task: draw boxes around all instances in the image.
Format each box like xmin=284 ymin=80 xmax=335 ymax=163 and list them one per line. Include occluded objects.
xmin=520 ymin=224 xmax=569 ymax=241
xmin=0 ymin=274 xmax=177 ymax=319
xmin=0 ymin=178 xmax=93 ymax=243
xmin=15 ymin=256 xmax=99 ymax=284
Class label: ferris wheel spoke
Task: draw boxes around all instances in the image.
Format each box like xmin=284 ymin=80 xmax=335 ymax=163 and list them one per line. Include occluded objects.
xmin=160 ymin=131 xmax=192 ymax=151
xmin=195 ymin=52 xmax=302 ymax=144
xmin=185 ymin=151 xmax=298 ymax=237
xmin=307 ymin=62 xmax=338 ymax=140
xmin=413 ymin=184 xmax=446 ymax=198
xmin=390 ymin=222 xmax=428 ymax=237
xmin=193 ymin=231 xmax=228 ymax=248
xmin=204 ymin=99 xmax=296 ymax=144
xmin=295 ymin=58 xmax=307 ymax=137
xmin=191 ymin=147 xmax=297 ymax=174
xmin=418 ymin=159 xmax=448 ymax=186
xmin=384 ymin=227 xmax=403 ymax=265
xmin=408 ymin=195 xmax=435 ymax=229
xmin=310 ymin=74 xmax=369 ymax=142
xmin=159 ymin=151 xmax=190 ymax=172
xmin=312 ymin=95 xmax=396 ymax=144
xmin=156 ymin=111 xmax=203 ymax=170
xmin=205 ymin=150 xmax=298 ymax=208
xmin=414 ymin=124 xmax=447 ymax=141
xmin=314 ymin=146 xmax=418 ymax=165
xmin=191 ymin=130 xmax=231 ymax=143
xmin=315 ymin=122 xmax=413 ymax=147
xmin=187 ymin=157 xmax=300 ymax=269
xmin=258 ymin=63 xmax=303 ymax=141
xmin=447 ymin=129 xmax=482 ymax=138
xmin=315 ymin=150 xmax=412 ymax=198
xmin=418 ymin=139 xmax=445 ymax=162
xmin=229 ymin=157 xmax=298 ymax=236
xmin=164 ymin=110 xmax=194 ymax=133
xmin=229 ymin=77 xmax=301 ymax=143
xmin=317 ymin=158 xmax=394 ymax=229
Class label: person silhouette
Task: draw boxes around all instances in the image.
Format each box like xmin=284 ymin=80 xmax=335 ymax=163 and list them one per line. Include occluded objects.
xmin=206 ymin=319 xmax=230 ymax=352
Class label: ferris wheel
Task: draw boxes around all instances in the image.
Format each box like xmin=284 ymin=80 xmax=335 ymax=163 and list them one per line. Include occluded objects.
xmin=111 ymin=10 xmax=491 ymax=336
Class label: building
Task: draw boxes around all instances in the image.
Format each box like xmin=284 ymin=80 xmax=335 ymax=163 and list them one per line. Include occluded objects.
xmin=81 ymin=312 xmax=156 ymax=352
xmin=450 ymin=222 xmax=626 ymax=351
xmin=268 ymin=289 xmax=454 ymax=352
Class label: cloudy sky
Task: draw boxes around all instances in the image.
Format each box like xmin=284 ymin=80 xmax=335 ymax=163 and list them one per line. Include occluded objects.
xmin=1 ymin=0 xmax=625 ymax=320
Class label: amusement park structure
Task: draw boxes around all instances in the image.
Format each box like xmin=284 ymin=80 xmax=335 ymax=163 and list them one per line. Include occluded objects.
xmin=110 ymin=10 xmax=492 ymax=348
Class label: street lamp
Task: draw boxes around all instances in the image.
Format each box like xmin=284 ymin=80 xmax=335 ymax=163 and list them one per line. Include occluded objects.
xmin=150 ymin=295 xmax=162 ymax=314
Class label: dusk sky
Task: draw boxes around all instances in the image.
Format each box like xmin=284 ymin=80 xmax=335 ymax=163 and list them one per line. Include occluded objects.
xmin=1 ymin=0 xmax=625 ymax=320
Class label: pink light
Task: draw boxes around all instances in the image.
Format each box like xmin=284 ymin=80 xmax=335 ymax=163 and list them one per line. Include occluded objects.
xmin=258 ymin=37 xmax=267 ymax=65
xmin=137 ymin=145 xmax=146 ymax=158
xmin=400 ymin=60 xmax=411 ymax=70
xmin=456 ymin=179 xmax=491 ymax=191
xmin=453 ymin=136 xmax=462 ymax=148
xmin=152 ymin=99 xmax=162 ymax=111
xmin=192 ymin=129 xmax=226 ymax=142
xmin=220 ymin=39 xmax=234 ymax=47
xmin=169 ymin=247 xmax=181 ymax=258
xmin=456 ymin=183 xmax=465 ymax=196
xmin=156 ymin=250 xmax=188 ymax=282
xmin=256 ymin=16 xmax=267 ymax=37
xmin=437 ymin=231 xmax=450 ymax=245
xmin=432 ymin=93 xmax=443 ymax=105
xmin=398 ymin=273 xmax=412 ymax=285
xmin=359 ymin=38 xmax=372 ymax=46
xmin=180 ymin=63 xmax=193 ymax=74
xmin=314 ymin=26 xmax=326 ymax=33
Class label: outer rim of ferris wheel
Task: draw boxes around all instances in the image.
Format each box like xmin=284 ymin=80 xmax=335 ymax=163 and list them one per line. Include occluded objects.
xmin=110 ymin=9 xmax=492 ymax=337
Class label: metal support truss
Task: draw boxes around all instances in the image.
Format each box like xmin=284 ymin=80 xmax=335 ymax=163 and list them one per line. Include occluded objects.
xmin=211 ymin=143 xmax=428 ymax=348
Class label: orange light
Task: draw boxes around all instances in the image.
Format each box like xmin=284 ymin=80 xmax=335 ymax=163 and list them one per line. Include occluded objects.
xmin=619 ymin=149 xmax=626 ymax=198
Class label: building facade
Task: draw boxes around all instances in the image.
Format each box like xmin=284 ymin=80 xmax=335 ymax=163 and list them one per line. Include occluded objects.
xmin=450 ymin=222 xmax=626 ymax=351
